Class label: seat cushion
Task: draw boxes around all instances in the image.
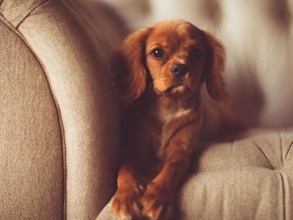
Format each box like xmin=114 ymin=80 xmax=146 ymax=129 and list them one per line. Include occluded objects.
xmin=179 ymin=128 xmax=293 ymax=219
xmin=97 ymin=129 xmax=293 ymax=219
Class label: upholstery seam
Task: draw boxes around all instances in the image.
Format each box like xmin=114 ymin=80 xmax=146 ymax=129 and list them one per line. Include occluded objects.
xmin=285 ymin=141 xmax=293 ymax=162
xmin=15 ymin=0 xmax=49 ymax=29
xmin=278 ymin=171 xmax=286 ymax=220
xmin=252 ymin=141 xmax=275 ymax=170
xmin=0 ymin=14 xmax=67 ymax=220
xmin=278 ymin=131 xmax=284 ymax=166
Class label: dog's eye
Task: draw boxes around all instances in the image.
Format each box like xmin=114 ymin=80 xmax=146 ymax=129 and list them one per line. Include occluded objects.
xmin=151 ymin=48 xmax=165 ymax=59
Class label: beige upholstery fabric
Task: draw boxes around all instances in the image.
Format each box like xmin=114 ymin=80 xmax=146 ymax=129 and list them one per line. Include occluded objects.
xmin=1 ymin=0 xmax=120 ymax=219
xmin=180 ymin=129 xmax=293 ymax=219
xmin=0 ymin=14 xmax=64 ymax=220
xmin=97 ymin=129 xmax=293 ymax=219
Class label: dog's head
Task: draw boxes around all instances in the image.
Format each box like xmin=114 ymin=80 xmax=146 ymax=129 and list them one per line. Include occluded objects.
xmin=112 ymin=20 xmax=229 ymax=106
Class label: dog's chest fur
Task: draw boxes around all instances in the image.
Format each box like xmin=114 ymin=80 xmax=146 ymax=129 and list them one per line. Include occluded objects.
xmin=152 ymin=95 xmax=197 ymax=124
xmin=148 ymin=95 xmax=199 ymax=158
xmin=157 ymin=107 xmax=192 ymax=124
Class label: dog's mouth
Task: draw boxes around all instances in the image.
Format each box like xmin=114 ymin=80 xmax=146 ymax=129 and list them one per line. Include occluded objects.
xmin=163 ymin=84 xmax=190 ymax=96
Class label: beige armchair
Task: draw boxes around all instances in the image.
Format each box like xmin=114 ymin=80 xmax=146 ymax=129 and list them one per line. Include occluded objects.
xmin=1 ymin=0 xmax=292 ymax=219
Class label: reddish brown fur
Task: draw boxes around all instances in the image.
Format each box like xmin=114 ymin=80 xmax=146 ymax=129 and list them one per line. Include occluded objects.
xmin=111 ymin=20 xmax=239 ymax=220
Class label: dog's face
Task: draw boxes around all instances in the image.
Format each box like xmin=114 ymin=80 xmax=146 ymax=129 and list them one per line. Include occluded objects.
xmin=145 ymin=21 xmax=207 ymax=96
xmin=112 ymin=20 xmax=229 ymax=105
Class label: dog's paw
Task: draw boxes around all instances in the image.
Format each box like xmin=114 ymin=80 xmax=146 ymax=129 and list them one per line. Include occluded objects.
xmin=111 ymin=185 xmax=144 ymax=220
xmin=141 ymin=184 xmax=173 ymax=220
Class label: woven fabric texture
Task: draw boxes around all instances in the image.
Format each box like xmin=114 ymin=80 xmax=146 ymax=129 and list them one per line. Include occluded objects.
xmin=0 ymin=0 xmax=119 ymax=219
xmin=0 ymin=14 xmax=64 ymax=220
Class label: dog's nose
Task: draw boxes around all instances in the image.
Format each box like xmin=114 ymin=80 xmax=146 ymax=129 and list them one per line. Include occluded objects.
xmin=170 ymin=64 xmax=188 ymax=77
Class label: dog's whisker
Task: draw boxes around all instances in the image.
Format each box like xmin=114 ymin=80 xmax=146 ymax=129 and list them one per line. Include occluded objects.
xmin=147 ymin=81 xmax=154 ymax=93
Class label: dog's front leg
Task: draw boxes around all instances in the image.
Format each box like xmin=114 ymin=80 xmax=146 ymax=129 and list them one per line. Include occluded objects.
xmin=141 ymin=123 xmax=199 ymax=220
xmin=112 ymin=117 xmax=155 ymax=219
xmin=112 ymin=162 xmax=144 ymax=219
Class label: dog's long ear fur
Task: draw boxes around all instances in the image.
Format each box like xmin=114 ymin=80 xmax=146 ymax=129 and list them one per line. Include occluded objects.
xmin=204 ymin=32 xmax=230 ymax=101
xmin=111 ymin=28 xmax=151 ymax=106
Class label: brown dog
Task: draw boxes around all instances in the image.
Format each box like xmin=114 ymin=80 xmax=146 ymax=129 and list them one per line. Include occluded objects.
xmin=111 ymin=19 xmax=238 ymax=220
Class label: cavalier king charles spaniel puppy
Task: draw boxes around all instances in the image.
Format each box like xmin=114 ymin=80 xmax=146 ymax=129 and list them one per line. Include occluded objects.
xmin=111 ymin=19 xmax=239 ymax=220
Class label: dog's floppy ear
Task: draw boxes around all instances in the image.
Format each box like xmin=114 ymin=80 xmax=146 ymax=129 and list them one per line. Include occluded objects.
xmin=111 ymin=28 xmax=151 ymax=106
xmin=204 ymin=32 xmax=230 ymax=101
